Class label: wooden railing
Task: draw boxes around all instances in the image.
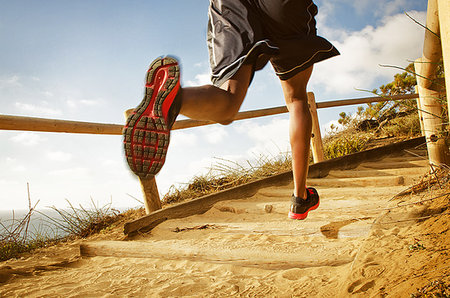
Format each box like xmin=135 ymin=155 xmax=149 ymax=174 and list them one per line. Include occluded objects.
xmin=0 ymin=93 xmax=419 ymax=134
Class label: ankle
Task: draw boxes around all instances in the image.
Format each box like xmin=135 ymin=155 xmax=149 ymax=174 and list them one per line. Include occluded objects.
xmin=293 ymin=189 xmax=307 ymax=200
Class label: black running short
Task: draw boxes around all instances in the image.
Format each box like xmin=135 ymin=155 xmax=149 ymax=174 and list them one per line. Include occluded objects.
xmin=207 ymin=0 xmax=340 ymax=87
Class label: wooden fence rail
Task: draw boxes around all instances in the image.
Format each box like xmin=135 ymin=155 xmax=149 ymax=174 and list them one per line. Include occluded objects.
xmin=0 ymin=93 xmax=419 ymax=134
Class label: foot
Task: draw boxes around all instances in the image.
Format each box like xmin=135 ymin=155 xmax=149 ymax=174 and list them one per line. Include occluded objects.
xmin=288 ymin=187 xmax=320 ymax=220
xmin=123 ymin=56 xmax=181 ymax=178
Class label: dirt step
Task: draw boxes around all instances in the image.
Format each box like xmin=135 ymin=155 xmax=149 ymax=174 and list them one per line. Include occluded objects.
xmin=308 ymin=175 xmax=415 ymax=188
xmin=80 ymin=238 xmax=357 ymax=270
xmin=378 ymin=155 xmax=427 ymax=162
xmin=327 ymin=167 xmax=428 ymax=179
xmin=357 ymin=159 xmax=428 ymax=170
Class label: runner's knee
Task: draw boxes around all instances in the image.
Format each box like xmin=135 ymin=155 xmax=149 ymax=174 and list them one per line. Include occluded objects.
xmin=281 ymin=66 xmax=313 ymax=104
xmin=217 ymin=94 xmax=243 ymax=125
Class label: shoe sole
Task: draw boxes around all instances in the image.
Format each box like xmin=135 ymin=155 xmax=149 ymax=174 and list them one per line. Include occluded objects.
xmin=288 ymin=198 xmax=320 ymax=220
xmin=123 ymin=57 xmax=180 ymax=178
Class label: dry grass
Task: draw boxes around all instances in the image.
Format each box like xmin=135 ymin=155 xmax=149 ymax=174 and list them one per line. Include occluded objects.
xmin=323 ymin=130 xmax=371 ymax=159
xmin=411 ymin=279 xmax=450 ymax=297
xmin=39 ymin=199 xmax=122 ymax=238
xmin=0 ymin=187 xmax=124 ymax=262
xmin=162 ymin=153 xmax=292 ymax=205
xmin=0 ymin=184 xmax=56 ymax=261
xmin=392 ymin=162 xmax=450 ymax=199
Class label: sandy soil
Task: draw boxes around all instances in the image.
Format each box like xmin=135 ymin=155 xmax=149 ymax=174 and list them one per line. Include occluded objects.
xmin=0 ymin=151 xmax=448 ymax=297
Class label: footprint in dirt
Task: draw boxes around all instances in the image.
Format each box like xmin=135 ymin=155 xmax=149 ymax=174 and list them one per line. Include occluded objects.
xmin=320 ymin=217 xmax=372 ymax=239
xmin=347 ymin=279 xmax=376 ymax=294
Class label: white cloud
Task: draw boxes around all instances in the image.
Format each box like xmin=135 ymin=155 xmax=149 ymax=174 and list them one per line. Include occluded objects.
xmin=311 ymin=11 xmax=426 ymax=95
xmin=0 ymin=75 xmax=21 ymax=88
xmin=102 ymin=159 xmax=120 ymax=167
xmin=12 ymin=165 xmax=26 ymax=172
xmin=80 ymin=99 xmax=98 ymax=105
xmin=41 ymin=90 xmax=54 ymax=97
xmin=200 ymin=125 xmax=228 ymax=144
xmin=322 ymin=119 xmax=344 ymax=136
xmin=15 ymin=102 xmax=62 ymax=116
xmin=0 ymin=179 xmax=19 ymax=187
xmin=170 ymin=131 xmax=198 ymax=147
xmin=49 ymin=167 xmax=88 ymax=176
xmin=383 ymin=0 xmax=410 ymax=16
xmin=5 ymin=157 xmax=16 ymax=163
xmin=3 ymin=157 xmax=27 ymax=172
xmin=10 ymin=132 xmax=46 ymax=146
xmin=185 ymin=72 xmax=211 ymax=87
xmin=194 ymin=61 xmax=208 ymax=68
xmin=46 ymin=151 xmax=72 ymax=162
xmin=66 ymin=98 xmax=102 ymax=108
xmin=235 ymin=117 xmax=290 ymax=156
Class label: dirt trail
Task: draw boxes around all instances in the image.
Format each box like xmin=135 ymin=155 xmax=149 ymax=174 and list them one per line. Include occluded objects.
xmin=1 ymin=149 xmax=449 ymax=297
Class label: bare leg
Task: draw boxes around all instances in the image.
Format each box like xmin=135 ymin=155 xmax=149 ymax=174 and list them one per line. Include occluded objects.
xmin=179 ymin=64 xmax=253 ymax=125
xmin=279 ymin=66 xmax=314 ymax=199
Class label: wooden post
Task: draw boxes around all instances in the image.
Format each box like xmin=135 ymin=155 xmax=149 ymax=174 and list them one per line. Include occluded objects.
xmin=422 ymin=0 xmax=441 ymax=89
xmin=307 ymin=92 xmax=325 ymax=163
xmin=124 ymin=109 xmax=161 ymax=214
xmin=138 ymin=176 xmax=161 ymax=213
xmin=437 ymin=0 xmax=450 ymax=115
xmin=415 ymin=86 xmax=426 ymax=136
xmin=414 ymin=58 xmax=450 ymax=165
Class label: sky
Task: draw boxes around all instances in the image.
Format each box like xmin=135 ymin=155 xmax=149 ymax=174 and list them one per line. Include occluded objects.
xmin=0 ymin=0 xmax=427 ymax=211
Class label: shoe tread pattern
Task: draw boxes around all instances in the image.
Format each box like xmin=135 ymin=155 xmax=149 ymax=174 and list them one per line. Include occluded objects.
xmin=123 ymin=57 xmax=179 ymax=178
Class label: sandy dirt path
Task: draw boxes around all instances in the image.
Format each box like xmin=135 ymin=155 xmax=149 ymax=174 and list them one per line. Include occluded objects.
xmin=1 ymin=149 xmax=449 ymax=297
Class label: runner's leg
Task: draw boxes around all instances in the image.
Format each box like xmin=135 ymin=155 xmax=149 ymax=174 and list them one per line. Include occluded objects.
xmin=179 ymin=64 xmax=253 ymax=125
xmin=279 ymin=65 xmax=314 ymax=199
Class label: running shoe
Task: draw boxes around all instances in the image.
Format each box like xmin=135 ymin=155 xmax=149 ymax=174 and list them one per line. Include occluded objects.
xmin=288 ymin=187 xmax=320 ymax=220
xmin=123 ymin=56 xmax=181 ymax=178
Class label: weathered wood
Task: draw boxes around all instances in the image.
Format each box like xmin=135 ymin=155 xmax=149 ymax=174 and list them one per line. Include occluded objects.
xmin=437 ymin=0 xmax=450 ymax=116
xmin=124 ymin=109 xmax=161 ymax=214
xmin=0 ymin=94 xmax=419 ymax=134
xmin=172 ymin=106 xmax=289 ymax=130
xmin=415 ymin=58 xmax=450 ymax=165
xmin=315 ymin=94 xmax=419 ymax=109
xmin=422 ymin=0 xmax=441 ymax=89
xmin=138 ymin=177 xmax=161 ymax=214
xmin=308 ymin=92 xmax=325 ymax=163
xmin=0 ymin=115 xmax=124 ymax=134
xmin=80 ymin=240 xmax=354 ymax=269
xmin=123 ymin=136 xmax=426 ymax=236
xmin=415 ymin=86 xmax=425 ymax=136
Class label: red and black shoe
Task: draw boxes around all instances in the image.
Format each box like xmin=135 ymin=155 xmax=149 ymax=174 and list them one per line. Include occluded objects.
xmin=288 ymin=187 xmax=320 ymax=220
xmin=123 ymin=56 xmax=181 ymax=178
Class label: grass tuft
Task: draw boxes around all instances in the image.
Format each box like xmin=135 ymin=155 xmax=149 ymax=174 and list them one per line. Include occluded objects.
xmin=0 ymin=183 xmax=59 ymax=261
xmin=411 ymin=279 xmax=450 ymax=297
xmin=0 ymin=186 xmax=124 ymax=262
xmin=324 ymin=132 xmax=370 ymax=159
xmin=162 ymin=153 xmax=292 ymax=205
xmin=39 ymin=198 xmax=122 ymax=238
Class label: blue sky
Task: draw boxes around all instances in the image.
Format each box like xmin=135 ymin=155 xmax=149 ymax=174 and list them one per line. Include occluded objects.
xmin=0 ymin=0 xmax=427 ymax=210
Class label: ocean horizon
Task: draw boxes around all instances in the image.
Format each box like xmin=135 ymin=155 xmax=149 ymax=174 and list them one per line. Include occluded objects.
xmin=0 ymin=206 xmax=134 ymax=240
